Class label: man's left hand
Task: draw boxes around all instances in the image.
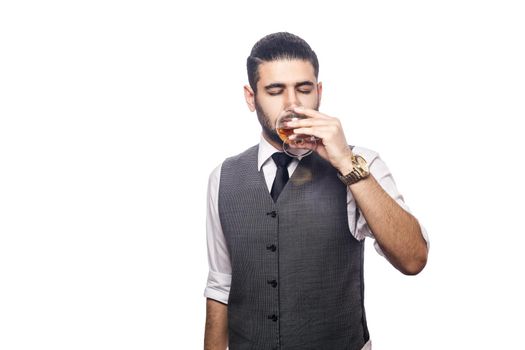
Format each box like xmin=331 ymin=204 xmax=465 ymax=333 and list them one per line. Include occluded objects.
xmin=288 ymin=106 xmax=354 ymax=174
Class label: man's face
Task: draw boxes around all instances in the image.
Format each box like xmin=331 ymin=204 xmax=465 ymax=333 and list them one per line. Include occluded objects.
xmin=252 ymin=59 xmax=321 ymax=145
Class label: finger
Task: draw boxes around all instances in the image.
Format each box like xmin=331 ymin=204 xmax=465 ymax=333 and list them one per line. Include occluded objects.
xmin=293 ymin=106 xmax=331 ymax=119
xmin=287 ymin=118 xmax=334 ymax=128
xmin=287 ymin=138 xmax=317 ymax=150
xmin=290 ymin=127 xmax=330 ymax=141
xmin=292 ymin=125 xmax=339 ymax=139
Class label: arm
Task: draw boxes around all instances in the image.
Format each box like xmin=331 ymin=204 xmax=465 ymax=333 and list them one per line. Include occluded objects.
xmin=203 ymin=164 xmax=232 ymax=348
xmin=289 ymin=106 xmax=428 ymax=275
xmin=204 ymin=298 xmax=228 ymax=350
xmin=347 ymin=172 xmax=428 ymax=275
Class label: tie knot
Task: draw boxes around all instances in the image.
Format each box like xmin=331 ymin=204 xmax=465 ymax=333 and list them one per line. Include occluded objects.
xmin=271 ymin=152 xmax=293 ymax=168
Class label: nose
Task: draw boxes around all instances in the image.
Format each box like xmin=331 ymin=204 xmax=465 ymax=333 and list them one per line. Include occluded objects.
xmin=284 ymin=89 xmax=301 ymax=111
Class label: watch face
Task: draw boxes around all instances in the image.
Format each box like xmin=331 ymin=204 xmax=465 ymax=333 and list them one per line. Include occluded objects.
xmin=355 ymin=155 xmax=369 ymax=172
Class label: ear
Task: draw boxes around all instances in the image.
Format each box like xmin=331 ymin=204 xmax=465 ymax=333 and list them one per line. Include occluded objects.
xmin=244 ymin=85 xmax=256 ymax=112
xmin=317 ymin=81 xmax=323 ymax=105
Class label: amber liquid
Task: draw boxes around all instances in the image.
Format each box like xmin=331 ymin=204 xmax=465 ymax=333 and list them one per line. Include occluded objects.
xmin=277 ymin=115 xmax=300 ymax=143
xmin=276 ymin=113 xmax=316 ymax=157
xmin=277 ymin=127 xmax=294 ymax=142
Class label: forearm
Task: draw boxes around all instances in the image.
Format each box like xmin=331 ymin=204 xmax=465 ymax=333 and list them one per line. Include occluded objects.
xmin=204 ymin=298 xmax=228 ymax=350
xmin=349 ymin=175 xmax=428 ymax=275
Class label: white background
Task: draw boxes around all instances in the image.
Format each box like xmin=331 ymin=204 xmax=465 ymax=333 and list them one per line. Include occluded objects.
xmin=1 ymin=1 xmax=524 ymax=349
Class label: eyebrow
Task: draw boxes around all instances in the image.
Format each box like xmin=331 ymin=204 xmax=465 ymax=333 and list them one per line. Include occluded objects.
xmin=264 ymin=81 xmax=315 ymax=90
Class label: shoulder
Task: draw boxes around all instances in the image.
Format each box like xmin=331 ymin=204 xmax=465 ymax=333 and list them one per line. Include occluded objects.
xmin=208 ymin=162 xmax=222 ymax=187
xmin=208 ymin=144 xmax=259 ymax=180
xmin=224 ymin=145 xmax=258 ymax=163
xmin=221 ymin=144 xmax=259 ymax=171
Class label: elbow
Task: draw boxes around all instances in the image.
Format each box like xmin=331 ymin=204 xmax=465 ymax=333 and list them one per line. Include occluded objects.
xmin=400 ymin=250 xmax=428 ymax=276
xmin=401 ymin=261 xmax=426 ymax=276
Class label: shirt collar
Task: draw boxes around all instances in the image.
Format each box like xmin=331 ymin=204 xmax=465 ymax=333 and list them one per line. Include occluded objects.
xmin=257 ymin=134 xmax=280 ymax=171
xmin=257 ymin=134 xmax=302 ymax=171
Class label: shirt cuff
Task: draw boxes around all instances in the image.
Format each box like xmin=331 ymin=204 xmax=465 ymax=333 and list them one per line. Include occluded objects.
xmin=203 ymin=270 xmax=231 ymax=305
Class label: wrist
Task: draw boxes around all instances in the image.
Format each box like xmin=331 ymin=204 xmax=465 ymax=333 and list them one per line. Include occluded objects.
xmin=336 ymin=152 xmax=370 ymax=187
xmin=335 ymin=148 xmax=354 ymax=175
xmin=337 ymin=157 xmax=354 ymax=176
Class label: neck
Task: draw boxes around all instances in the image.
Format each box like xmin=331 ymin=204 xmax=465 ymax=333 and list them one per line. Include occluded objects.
xmin=262 ymin=132 xmax=284 ymax=152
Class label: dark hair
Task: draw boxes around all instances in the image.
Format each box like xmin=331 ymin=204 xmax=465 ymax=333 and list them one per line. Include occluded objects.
xmin=247 ymin=32 xmax=319 ymax=93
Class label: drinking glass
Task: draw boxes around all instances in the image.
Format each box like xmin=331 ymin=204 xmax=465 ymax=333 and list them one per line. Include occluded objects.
xmin=275 ymin=108 xmax=318 ymax=157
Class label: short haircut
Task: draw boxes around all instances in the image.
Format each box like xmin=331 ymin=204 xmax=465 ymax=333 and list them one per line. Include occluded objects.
xmin=247 ymin=32 xmax=319 ymax=93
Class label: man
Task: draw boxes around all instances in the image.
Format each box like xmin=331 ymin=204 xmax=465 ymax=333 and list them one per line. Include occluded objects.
xmin=203 ymin=32 xmax=429 ymax=350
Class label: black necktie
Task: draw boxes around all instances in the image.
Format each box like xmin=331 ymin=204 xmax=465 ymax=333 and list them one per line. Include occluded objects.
xmin=270 ymin=152 xmax=293 ymax=202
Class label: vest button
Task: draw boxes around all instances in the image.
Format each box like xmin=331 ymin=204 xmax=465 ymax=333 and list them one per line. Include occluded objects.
xmin=266 ymin=210 xmax=277 ymax=218
xmin=267 ymin=279 xmax=278 ymax=288
xmin=266 ymin=244 xmax=277 ymax=252
xmin=268 ymin=314 xmax=278 ymax=322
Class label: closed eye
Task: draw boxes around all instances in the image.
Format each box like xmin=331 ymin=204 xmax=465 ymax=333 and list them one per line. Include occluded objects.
xmin=267 ymin=89 xmax=283 ymax=96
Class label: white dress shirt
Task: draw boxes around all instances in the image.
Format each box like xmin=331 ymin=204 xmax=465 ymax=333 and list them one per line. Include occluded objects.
xmin=204 ymin=135 xmax=429 ymax=350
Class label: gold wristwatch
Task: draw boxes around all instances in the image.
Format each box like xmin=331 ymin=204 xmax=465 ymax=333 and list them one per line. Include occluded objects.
xmin=337 ymin=154 xmax=370 ymax=186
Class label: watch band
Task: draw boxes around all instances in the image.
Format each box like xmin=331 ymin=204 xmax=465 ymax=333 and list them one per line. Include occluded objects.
xmin=337 ymin=154 xmax=370 ymax=186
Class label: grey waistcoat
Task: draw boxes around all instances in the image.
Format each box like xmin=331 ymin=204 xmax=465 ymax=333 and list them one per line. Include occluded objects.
xmin=218 ymin=145 xmax=369 ymax=350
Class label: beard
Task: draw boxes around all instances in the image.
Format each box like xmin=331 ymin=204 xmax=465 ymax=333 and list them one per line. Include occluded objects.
xmin=254 ymin=100 xmax=282 ymax=145
xmin=254 ymin=98 xmax=320 ymax=146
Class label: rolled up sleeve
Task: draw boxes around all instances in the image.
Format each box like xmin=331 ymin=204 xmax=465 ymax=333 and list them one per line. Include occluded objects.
xmin=203 ymin=164 xmax=232 ymax=304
